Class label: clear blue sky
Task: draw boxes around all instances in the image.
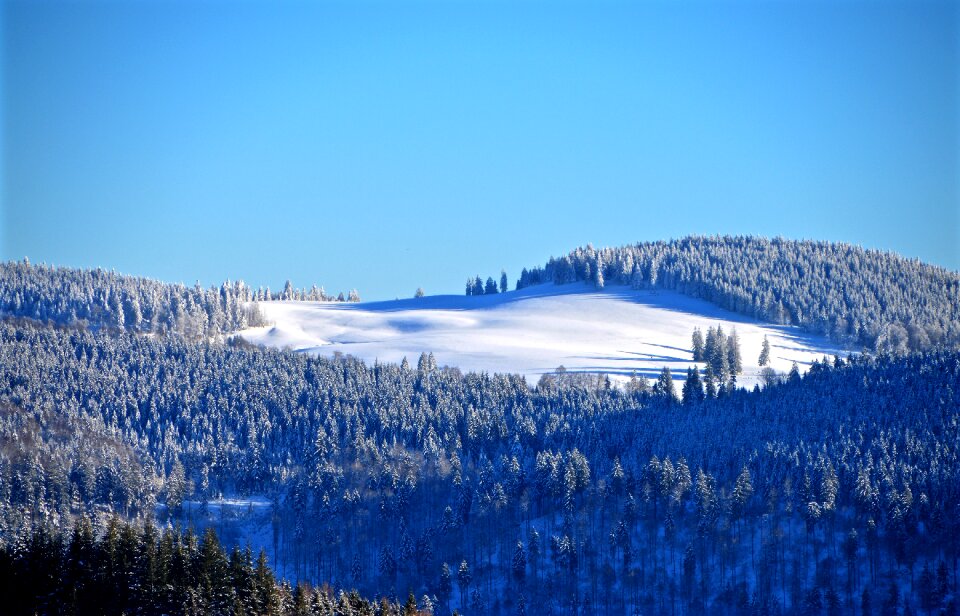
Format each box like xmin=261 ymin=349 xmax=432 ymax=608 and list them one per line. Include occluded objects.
xmin=2 ymin=0 xmax=957 ymax=300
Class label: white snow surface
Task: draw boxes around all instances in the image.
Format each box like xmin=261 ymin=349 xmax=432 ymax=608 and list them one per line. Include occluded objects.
xmin=237 ymin=283 xmax=843 ymax=389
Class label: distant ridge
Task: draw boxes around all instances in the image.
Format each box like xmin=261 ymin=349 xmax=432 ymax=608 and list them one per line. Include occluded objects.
xmin=514 ymin=236 xmax=960 ymax=352
xmin=0 ymin=260 xmax=358 ymax=338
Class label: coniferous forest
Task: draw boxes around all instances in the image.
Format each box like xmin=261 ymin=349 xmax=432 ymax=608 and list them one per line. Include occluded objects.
xmin=1 ymin=238 xmax=959 ymax=615
xmin=0 ymin=260 xmax=360 ymax=339
xmin=515 ymin=237 xmax=960 ymax=353
xmin=0 ymin=517 xmax=406 ymax=616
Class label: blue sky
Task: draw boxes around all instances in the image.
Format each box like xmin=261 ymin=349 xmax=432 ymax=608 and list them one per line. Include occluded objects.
xmin=2 ymin=0 xmax=957 ymax=300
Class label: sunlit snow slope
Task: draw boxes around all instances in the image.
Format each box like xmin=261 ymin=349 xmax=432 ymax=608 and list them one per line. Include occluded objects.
xmin=237 ymin=283 xmax=843 ymax=388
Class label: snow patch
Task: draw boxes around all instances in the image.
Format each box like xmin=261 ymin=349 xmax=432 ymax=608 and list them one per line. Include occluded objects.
xmin=237 ymin=283 xmax=843 ymax=389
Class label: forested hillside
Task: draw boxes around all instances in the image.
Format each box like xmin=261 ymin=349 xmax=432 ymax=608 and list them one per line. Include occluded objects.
xmin=0 ymin=260 xmax=359 ymax=338
xmin=515 ymin=237 xmax=960 ymax=353
xmin=2 ymin=318 xmax=958 ymax=614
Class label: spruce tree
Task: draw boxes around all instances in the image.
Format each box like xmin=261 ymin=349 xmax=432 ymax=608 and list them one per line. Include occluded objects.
xmin=457 ymin=560 xmax=471 ymax=606
xmin=759 ymin=335 xmax=771 ymax=366
xmin=512 ymin=541 xmax=527 ymax=586
xmin=655 ymin=367 xmax=678 ymax=403
xmin=438 ymin=563 xmax=453 ymax=610
xmin=682 ymin=367 xmax=704 ymax=405
xmin=789 ymin=361 xmax=801 ymax=382
xmin=727 ymin=327 xmax=742 ymax=374
xmin=692 ymin=327 xmax=705 ymax=361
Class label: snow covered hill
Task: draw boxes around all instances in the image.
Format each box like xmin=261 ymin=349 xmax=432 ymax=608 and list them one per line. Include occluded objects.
xmin=236 ymin=283 xmax=843 ymax=389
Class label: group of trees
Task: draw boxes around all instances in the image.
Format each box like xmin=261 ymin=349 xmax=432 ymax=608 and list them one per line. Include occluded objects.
xmin=270 ymin=280 xmax=360 ymax=304
xmin=3 ymin=312 xmax=960 ymax=614
xmin=0 ymin=516 xmax=429 ymax=616
xmin=465 ymin=271 xmax=508 ymax=297
xmin=0 ymin=260 xmax=359 ymax=339
xmin=690 ymin=326 xmax=743 ymax=387
xmin=514 ymin=237 xmax=960 ymax=353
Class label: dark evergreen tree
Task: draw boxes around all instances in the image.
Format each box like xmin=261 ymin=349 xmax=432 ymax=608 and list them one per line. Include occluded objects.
xmin=682 ymin=366 xmax=705 ymax=405
xmin=512 ymin=541 xmax=526 ymax=586
xmin=654 ymin=366 xmax=678 ymax=403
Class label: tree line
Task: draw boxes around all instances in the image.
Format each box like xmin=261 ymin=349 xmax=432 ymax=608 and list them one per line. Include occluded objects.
xmin=465 ymin=271 xmax=508 ymax=296
xmin=0 ymin=516 xmax=433 ymax=616
xmin=0 ymin=260 xmax=360 ymax=339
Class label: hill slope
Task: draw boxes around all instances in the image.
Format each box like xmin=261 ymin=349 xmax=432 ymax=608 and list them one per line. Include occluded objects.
xmin=237 ymin=282 xmax=840 ymax=388
xmin=517 ymin=236 xmax=960 ymax=352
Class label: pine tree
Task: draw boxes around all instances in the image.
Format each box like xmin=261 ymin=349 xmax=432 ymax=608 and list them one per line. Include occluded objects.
xmin=165 ymin=460 xmax=188 ymax=512
xmin=789 ymin=361 xmax=801 ymax=382
xmin=438 ymin=563 xmax=453 ymax=609
xmin=700 ymin=364 xmax=715 ymax=399
xmin=626 ymin=370 xmax=649 ymax=394
xmin=500 ymin=270 xmax=508 ymax=294
xmin=404 ymin=592 xmax=418 ymax=616
xmin=692 ymin=328 xmax=705 ymax=361
xmin=199 ymin=527 xmax=231 ymax=612
xmin=732 ymin=466 xmax=753 ymax=522
xmin=457 ymin=560 xmax=471 ymax=606
xmin=727 ymin=327 xmax=742 ymax=374
xmin=109 ymin=291 xmax=125 ymax=330
xmin=292 ymin=584 xmax=312 ymax=616
xmin=682 ymin=367 xmax=704 ymax=405
xmin=66 ymin=516 xmax=96 ymax=612
xmin=655 ymin=367 xmax=678 ymax=403
xmin=512 ymin=541 xmax=527 ymax=586
xmin=711 ymin=326 xmax=730 ymax=382
xmin=704 ymin=327 xmax=717 ymax=364
xmin=254 ymin=550 xmax=280 ymax=615
xmin=759 ymin=335 xmax=771 ymax=366
xmin=229 ymin=546 xmax=255 ymax=614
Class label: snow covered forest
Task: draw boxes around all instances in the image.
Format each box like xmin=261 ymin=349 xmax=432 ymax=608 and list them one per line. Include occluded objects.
xmin=0 ymin=260 xmax=360 ymax=338
xmin=1 ymin=237 xmax=959 ymax=615
xmin=515 ymin=236 xmax=960 ymax=353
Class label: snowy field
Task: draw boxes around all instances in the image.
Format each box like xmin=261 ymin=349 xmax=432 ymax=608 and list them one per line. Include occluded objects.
xmin=237 ymin=283 xmax=844 ymax=389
